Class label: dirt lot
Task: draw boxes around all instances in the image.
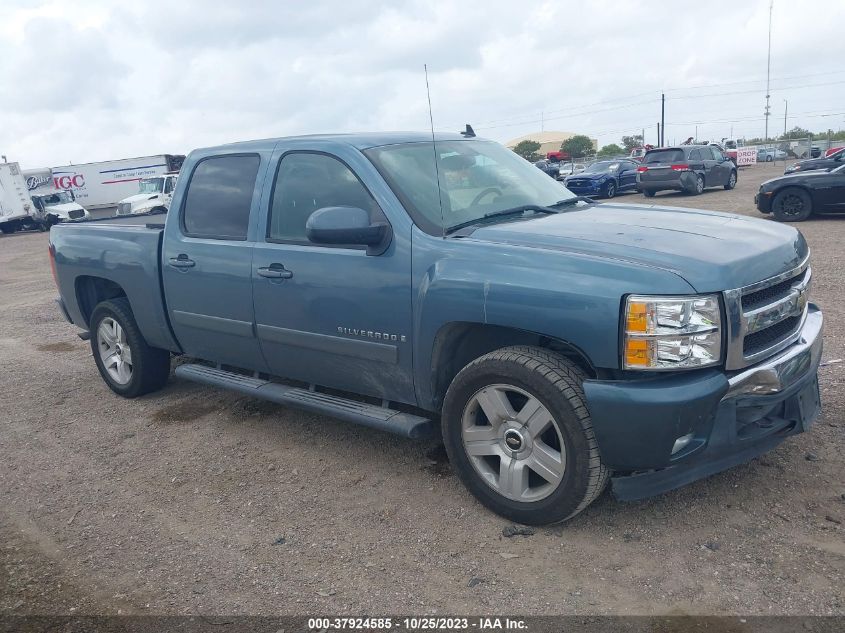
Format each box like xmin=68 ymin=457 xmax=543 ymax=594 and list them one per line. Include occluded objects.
xmin=1 ymin=162 xmax=843 ymax=616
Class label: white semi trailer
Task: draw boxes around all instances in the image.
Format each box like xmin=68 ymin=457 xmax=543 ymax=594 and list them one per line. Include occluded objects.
xmin=41 ymin=154 xmax=185 ymax=210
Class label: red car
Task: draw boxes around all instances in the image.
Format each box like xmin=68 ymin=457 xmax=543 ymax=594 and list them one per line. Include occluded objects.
xmin=825 ymin=146 xmax=844 ymax=157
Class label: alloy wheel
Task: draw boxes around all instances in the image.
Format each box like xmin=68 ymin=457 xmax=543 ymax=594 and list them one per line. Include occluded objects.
xmin=461 ymin=384 xmax=566 ymax=502
xmin=97 ymin=317 xmax=133 ymax=384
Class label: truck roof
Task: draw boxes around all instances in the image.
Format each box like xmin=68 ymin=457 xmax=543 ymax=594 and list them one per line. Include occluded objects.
xmin=211 ymin=131 xmax=476 ymax=153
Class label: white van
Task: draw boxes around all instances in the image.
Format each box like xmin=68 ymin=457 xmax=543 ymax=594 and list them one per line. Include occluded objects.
xmin=115 ymin=173 xmax=178 ymax=216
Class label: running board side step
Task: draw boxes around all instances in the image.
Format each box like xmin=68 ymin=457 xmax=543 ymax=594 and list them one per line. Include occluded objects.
xmin=174 ymin=364 xmax=433 ymax=439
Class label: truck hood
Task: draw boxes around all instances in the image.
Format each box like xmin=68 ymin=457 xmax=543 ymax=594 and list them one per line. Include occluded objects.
xmin=121 ymin=193 xmax=160 ymax=205
xmin=464 ymin=202 xmax=807 ymax=292
xmin=44 ymin=202 xmax=85 ymax=216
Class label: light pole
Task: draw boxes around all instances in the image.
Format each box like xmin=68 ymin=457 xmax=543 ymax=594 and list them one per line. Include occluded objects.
xmin=783 ymin=99 xmax=788 ymax=137
xmin=764 ymin=0 xmax=773 ymax=141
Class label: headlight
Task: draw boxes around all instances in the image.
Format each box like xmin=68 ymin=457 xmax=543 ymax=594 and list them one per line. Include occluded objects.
xmin=623 ymin=295 xmax=722 ymax=370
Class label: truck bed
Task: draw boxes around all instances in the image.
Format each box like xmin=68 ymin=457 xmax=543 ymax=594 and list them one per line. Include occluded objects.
xmin=50 ymin=222 xmax=179 ymax=352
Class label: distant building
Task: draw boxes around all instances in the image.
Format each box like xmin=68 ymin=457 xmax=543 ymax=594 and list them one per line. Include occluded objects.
xmin=505 ymin=131 xmax=598 ymax=156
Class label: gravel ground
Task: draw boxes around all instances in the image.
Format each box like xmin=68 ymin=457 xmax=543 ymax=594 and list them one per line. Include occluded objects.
xmin=1 ymin=161 xmax=843 ymax=616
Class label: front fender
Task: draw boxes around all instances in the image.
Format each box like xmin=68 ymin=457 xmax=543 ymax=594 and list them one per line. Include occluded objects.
xmin=411 ymin=229 xmax=696 ymax=409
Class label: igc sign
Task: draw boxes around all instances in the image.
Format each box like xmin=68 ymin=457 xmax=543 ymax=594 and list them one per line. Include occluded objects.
xmin=54 ymin=174 xmax=85 ymax=189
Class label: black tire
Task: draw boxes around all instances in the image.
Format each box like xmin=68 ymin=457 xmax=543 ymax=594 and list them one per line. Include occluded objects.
xmin=604 ymin=180 xmax=616 ymax=199
xmin=766 ymin=155 xmax=773 ymax=162
xmin=89 ymin=298 xmax=171 ymax=398
xmin=642 ymin=189 xmax=656 ymax=198
xmin=772 ymin=187 xmax=813 ymax=222
xmin=441 ymin=346 xmax=609 ymax=525
xmin=724 ymin=170 xmax=737 ymax=190
xmin=151 ymin=207 xmax=168 ymax=215
xmin=688 ymin=174 xmax=705 ymax=195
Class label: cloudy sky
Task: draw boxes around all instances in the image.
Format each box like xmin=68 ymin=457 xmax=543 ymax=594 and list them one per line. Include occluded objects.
xmin=2 ymin=0 xmax=844 ymax=168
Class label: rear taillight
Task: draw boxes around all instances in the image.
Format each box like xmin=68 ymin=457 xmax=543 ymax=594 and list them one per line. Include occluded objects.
xmin=636 ymin=166 xmax=649 ymax=173
xmin=670 ymin=164 xmax=690 ymax=171
xmin=48 ymin=243 xmax=59 ymax=288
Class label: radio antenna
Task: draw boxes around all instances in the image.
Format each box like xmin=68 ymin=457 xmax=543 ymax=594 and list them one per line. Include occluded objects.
xmin=424 ymin=64 xmax=445 ymax=237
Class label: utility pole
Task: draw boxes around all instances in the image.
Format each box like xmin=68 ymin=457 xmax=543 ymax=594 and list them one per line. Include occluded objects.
xmin=783 ymin=99 xmax=788 ymax=137
xmin=764 ymin=0 xmax=773 ymax=141
xmin=660 ymin=93 xmax=665 ymax=146
xmin=657 ymin=122 xmax=660 ymax=147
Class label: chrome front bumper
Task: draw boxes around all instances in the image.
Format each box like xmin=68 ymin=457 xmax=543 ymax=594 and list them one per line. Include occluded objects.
xmin=724 ymin=304 xmax=823 ymax=399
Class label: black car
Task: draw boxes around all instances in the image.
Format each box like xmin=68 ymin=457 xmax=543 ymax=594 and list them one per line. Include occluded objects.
xmin=755 ymin=163 xmax=845 ymax=221
xmin=533 ymin=159 xmax=559 ymax=178
xmin=784 ymin=147 xmax=844 ymax=174
xmin=563 ymin=159 xmax=639 ymax=198
xmin=637 ymin=145 xmax=737 ymax=197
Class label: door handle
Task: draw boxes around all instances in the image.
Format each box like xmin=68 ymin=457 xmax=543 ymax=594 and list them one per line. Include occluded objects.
xmin=169 ymin=254 xmax=195 ymax=268
xmin=257 ymin=264 xmax=293 ymax=279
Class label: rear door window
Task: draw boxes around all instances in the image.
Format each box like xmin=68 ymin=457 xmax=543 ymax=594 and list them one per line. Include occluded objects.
xmin=644 ymin=149 xmax=685 ymax=164
xmin=181 ymin=155 xmax=260 ymax=240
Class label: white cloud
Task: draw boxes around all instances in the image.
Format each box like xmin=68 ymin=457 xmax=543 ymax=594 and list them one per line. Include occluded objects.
xmin=1 ymin=0 xmax=843 ymax=168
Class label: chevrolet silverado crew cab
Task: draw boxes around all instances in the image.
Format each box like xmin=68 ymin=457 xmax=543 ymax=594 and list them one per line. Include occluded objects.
xmin=49 ymin=133 xmax=823 ymax=525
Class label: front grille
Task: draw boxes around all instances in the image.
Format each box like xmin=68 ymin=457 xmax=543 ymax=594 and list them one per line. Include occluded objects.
xmin=743 ymin=315 xmax=802 ymax=356
xmin=117 ymin=202 xmax=131 ymax=215
xmin=68 ymin=209 xmax=84 ymax=219
xmin=742 ymin=269 xmax=807 ymax=311
xmin=726 ymin=260 xmax=810 ymax=369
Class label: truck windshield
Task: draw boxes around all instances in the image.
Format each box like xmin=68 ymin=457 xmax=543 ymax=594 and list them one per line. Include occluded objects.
xmin=138 ymin=178 xmax=163 ymax=193
xmin=365 ymin=140 xmax=577 ymax=235
xmin=37 ymin=191 xmax=74 ymax=205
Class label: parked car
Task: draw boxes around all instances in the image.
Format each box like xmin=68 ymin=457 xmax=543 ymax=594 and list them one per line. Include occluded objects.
xmin=563 ymin=159 xmax=639 ymax=198
xmin=533 ymin=159 xmax=559 ymax=178
xmin=756 ymin=163 xmax=845 ymax=221
xmin=50 ymin=132 xmax=822 ymax=525
xmin=629 ymin=147 xmax=647 ymax=161
xmin=757 ymin=148 xmax=787 ymax=162
xmin=555 ymin=162 xmax=586 ymax=180
xmin=825 ymin=146 xmax=844 ymax=157
xmin=784 ymin=147 xmax=845 ymax=174
xmin=637 ymin=145 xmax=737 ymax=197
xmin=810 ymin=147 xmax=821 ymax=158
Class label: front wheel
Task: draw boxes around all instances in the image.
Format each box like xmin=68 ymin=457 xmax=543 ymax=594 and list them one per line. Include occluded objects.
xmin=442 ymin=346 xmax=609 ymax=525
xmin=90 ymin=298 xmax=171 ymax=398
xmin=603 ymin=181 xmax=616 ymax=198
xmin=724 ymin=170 xmax=737 ymax=190
xmin=772 ymin=187 xmax=813 ymax=222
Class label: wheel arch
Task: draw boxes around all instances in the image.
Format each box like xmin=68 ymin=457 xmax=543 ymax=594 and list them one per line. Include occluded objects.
xmin=75 ymin=275 xmax=128 ymax=328
xmin=429 ymin=322 xmax=596 ymax=410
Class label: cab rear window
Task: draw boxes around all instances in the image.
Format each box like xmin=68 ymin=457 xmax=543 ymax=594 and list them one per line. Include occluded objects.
xmin=644 ymin=149 xmax=685 ymax=164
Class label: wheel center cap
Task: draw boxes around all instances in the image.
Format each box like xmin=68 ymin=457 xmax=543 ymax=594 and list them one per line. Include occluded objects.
xmin=504 ymin=429 xmax=524 ymax=451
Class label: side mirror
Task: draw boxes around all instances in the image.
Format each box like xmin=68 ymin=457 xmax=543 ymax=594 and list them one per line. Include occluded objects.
xmin=306 ymin=206 xmax=392 ymax=256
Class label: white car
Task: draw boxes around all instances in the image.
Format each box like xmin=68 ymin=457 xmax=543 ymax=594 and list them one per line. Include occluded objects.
xmin=115 ymin=173 xmax=178 ymax=216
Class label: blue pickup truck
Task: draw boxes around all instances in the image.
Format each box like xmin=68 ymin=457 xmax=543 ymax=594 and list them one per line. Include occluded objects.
xmin=49 ymin=132 xmax=823 ymax=525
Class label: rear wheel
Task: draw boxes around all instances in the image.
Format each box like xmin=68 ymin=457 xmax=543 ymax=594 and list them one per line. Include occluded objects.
xmin=642 ymin=189 xmax=656 ymax=198
xmin=442 ymin=346 xmax=609 ymax=525
xmin=90 ymin=298 xmax=171 ymax=398
xmin=724 ymin=170 xmax=737 ymax=190
xmin=772 ymin=187 xmax=813 ymax=222
xmin=604 ymin=181 xmax=616 ymax=199
xmin=689 ymin=174 xmax=705 ymax=195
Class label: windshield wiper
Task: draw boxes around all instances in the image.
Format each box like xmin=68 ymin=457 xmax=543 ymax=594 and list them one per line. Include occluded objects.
xmin=549 ymin=196 xmax=596 ymax=208
xmin=445 ymin=205 xmax=557 ymax=234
